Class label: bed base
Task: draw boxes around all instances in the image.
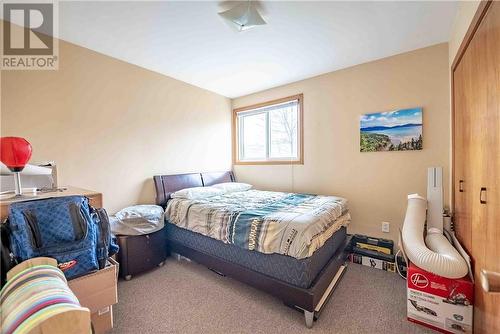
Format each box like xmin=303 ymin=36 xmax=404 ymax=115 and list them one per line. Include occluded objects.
xmin=285 ymin=263 xmax=347 ymax=327
xmin=168 ymin=236 xmax=350 ymax=328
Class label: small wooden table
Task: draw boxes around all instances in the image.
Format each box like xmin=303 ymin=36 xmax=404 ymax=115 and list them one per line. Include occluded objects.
xmin=0 ymin=186 xmax=102 ymax=220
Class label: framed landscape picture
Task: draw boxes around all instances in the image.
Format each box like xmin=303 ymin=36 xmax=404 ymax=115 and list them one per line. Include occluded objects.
xmin=360 ymin=107 xmax=422 ymax=152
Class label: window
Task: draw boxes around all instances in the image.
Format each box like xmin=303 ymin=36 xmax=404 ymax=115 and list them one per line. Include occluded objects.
xmin=233 ymin=94 xmax=303 ymax=164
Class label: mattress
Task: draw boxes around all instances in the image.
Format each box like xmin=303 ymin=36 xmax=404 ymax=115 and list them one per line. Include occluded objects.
xmin=165 ymin=189 xmax=350 ymax=259
xmin=166 ymin=222 xmax=348 ymax=289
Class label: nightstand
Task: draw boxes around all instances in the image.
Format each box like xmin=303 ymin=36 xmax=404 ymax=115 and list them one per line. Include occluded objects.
xmin=115 ymin=228 xmax=167 ymax=280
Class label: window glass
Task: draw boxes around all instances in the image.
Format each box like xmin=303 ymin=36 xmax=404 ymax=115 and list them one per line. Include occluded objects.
xmin=235 ymin=95 xmax=302 ymax=164
xmin=240 ymin=112 xmax=266 ymax=160
xmin=269 ymin=105 xmax=298 ymax=159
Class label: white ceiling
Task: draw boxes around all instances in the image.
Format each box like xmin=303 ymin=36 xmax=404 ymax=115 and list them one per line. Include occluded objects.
xmin=57 ymin=1 xmax=458 ymax=98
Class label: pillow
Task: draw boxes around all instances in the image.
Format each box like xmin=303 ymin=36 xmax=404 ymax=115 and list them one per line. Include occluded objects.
xmin=171 ymin=186 xmax=224 ymax=200
xmin=211 ymin=182 xmax=252 ymax=193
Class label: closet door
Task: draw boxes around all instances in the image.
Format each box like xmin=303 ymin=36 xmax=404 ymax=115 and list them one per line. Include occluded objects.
xmin=453 ymin=2 xmax=500 ymax=333
xmin=453 ymin=61 xmax=472 ymax=252
xmin=475 ymin=2 xmax=500 ymax=331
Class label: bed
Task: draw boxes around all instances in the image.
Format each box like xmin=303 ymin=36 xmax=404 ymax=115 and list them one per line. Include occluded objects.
xmin=154 ymin=171 xmax=351 ymax=328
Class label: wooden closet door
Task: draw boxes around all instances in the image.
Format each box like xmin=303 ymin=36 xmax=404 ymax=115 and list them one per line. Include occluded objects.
xmin=453 ymin=61 xmax=472 ymax=252
xmin=453 ymin=2 xmax=500 ymax=333
xmin=476 ymin=2 xmax=500 ymax=331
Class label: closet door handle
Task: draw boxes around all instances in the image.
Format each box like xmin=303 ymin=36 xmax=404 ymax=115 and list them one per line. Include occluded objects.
xmin=480 ymin=187 xmax=487 ymax=204
xmin=459 ymin=180 xmax=464 ymax=192
xmin=480 ymin=269 xmax=500 ymax=293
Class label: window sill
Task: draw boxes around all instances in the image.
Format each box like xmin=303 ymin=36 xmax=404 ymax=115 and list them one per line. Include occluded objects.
xmin=233 ymin=160 xmax=304 ymax=166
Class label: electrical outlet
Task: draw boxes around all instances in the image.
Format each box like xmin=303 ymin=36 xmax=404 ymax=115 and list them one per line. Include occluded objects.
xmin=382 ymin=221 xmax=390 ymax=233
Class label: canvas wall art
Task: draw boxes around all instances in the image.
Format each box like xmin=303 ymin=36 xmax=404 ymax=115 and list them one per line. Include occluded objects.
xmin=360 ymin=108 xmax=422 ymax=152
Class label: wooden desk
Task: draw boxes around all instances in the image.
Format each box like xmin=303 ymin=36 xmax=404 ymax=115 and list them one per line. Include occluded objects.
xmin=0 ymin=187 xmax=102 ymax=220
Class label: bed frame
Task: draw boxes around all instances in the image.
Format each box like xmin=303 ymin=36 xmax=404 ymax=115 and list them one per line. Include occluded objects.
xmin=153 ymin=171 xmax=349 ymax=328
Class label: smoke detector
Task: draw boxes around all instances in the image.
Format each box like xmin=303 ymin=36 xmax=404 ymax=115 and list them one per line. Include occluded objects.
xmin=218 ymin=1 xmax=266 ymax=32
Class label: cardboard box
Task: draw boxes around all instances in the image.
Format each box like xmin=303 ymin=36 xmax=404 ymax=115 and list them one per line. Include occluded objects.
xmin=91 ymin=305 xmax=114 ymax=334
xmin=349 ymin=253 xmax=396 ymax=272
xmin=68 ymin=258 xmax=119 ymax=333
xmin=407 ymin=262 xmax=473 ymax=334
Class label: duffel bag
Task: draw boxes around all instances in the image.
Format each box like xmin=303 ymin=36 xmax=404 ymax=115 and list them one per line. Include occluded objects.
xmin=7 ymin=195 xmax=118 ymax=279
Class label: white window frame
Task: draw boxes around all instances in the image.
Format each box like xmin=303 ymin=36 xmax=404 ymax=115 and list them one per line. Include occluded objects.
xmin=233 ymin=94 xmax=304 ymax=165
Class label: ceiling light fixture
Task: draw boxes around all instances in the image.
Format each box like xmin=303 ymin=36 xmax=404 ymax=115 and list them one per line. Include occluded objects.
xmin=218 ymin=1 xmax=266 ymax=32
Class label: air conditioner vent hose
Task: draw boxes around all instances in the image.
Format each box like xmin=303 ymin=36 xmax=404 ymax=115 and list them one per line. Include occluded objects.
xmin=402 ymin=194 xmax=468 ymax=279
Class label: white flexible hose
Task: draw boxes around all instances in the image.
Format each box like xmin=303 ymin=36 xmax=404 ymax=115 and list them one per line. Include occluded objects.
xmin=402 ymin=194 xmax=468 ymax=279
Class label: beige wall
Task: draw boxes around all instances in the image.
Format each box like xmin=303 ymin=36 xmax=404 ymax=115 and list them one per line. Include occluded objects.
xmin=1 ymin=40 xmax=232 ymax=213
xmin=448 ymin=0 xmax=480 ymax=66
xmin=233 ymin=43 xmax=450 ymax=242
xmin=2 ymin=37 xmax=452 ymax=243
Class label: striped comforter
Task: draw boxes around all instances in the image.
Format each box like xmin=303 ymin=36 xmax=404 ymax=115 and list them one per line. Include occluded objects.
xmin=165 ymin=190 xmax=350 ymax=259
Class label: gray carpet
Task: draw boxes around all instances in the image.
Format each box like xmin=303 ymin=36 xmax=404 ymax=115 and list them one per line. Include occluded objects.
xmin=112 ymin=259 xmax=433 ymax=334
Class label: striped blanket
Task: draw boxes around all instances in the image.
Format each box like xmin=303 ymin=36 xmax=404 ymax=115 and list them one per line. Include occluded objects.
xmin=165 ymin=190 xmax=350 ymax=259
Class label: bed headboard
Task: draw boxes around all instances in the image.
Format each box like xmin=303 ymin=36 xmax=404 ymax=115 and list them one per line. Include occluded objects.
xmin=153 ymin=171 xmax=235 ymax=207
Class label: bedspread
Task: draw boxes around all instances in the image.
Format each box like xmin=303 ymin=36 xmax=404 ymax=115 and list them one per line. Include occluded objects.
xmin=165 ymin=190 xmax=350 ymax=259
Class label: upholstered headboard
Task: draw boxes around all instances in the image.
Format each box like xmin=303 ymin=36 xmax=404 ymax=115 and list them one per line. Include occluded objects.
xmin=153 ymin=171 xmax=235 ymax=207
